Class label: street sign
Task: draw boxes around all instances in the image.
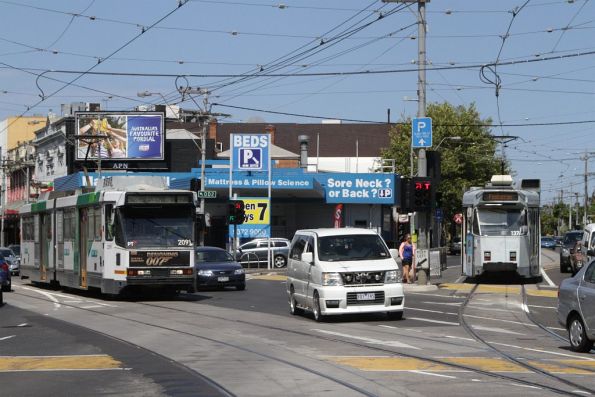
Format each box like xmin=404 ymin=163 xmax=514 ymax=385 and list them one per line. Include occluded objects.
xmin=412 ymin=117 xmax=432 ymax=148
xmin=231 ymin=134 xmax=270 ymax=172
xmin=197 ymin=190 xmax=217 ymax=199
xmin=435 ymin=208 xmax=443 ymax=220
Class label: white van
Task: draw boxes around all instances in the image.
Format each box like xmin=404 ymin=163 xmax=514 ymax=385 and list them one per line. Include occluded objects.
xmin=286 ymin=228 xmax=404 ymax=321
xmin=574 ymin=223 xmax=595 ymax=272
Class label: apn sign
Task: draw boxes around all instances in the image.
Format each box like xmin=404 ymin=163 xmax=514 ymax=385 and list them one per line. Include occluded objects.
xmin=231 ymin=134 xmax=270 ymax=172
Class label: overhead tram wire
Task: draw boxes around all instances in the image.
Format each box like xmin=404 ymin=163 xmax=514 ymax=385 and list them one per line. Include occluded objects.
xmin=206 ymin=1 xmax=407 ymax=94
xmin=550 ymin=0 xmax=591 ymax=53
xmin=0 ymin=0 xmax=190 ymax=135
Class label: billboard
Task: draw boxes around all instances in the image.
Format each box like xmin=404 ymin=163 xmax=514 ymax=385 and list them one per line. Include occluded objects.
xmin=75 ymin=112 xmax=164 ymax=161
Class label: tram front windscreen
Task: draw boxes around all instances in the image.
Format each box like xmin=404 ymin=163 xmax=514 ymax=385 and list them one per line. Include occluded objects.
xmin=115 ymin=206 xmax=195 ymax=249
xmin=476 ymin=208 xmax=526 ymax=236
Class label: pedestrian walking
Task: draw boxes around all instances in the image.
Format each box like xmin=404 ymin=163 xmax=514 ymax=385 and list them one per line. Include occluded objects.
xmin=399 ymin=234 xmax=416 ymax=284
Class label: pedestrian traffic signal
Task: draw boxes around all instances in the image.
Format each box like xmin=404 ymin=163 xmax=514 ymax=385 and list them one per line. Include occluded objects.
xmin=412 ymin=177 xmax=433 ymax=210
xmin=228 ymin=200 xmax=245 ymax=225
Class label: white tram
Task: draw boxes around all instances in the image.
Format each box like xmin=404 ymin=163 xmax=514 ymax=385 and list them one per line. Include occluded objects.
xmin=461 ymin=175 xmax=541 ymax=279
xmin=19 ymin=176 xmax=198 ymax=295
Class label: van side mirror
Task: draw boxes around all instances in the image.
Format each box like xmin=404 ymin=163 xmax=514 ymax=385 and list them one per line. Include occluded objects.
xmin=301 ymin=252 xmax=313 ymax=264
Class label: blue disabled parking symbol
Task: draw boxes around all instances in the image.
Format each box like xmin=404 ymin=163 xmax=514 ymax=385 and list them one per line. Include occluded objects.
xmin=239 ymin=148 xmax=262 ymax=169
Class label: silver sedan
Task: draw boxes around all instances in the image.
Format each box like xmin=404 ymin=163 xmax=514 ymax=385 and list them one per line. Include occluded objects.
xmin=558 ymin=259 xmax=595 ymax=352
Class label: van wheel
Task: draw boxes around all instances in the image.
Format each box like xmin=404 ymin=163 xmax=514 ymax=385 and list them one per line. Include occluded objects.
xmin=568 ymin=315 xmax=594 ymax=352
xmin=289 ymin=286 xmax=303 ymax=315
xmin=312 ymin=291 xmax=324 ymax=322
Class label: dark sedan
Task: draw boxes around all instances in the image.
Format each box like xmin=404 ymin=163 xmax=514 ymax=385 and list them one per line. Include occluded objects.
xmin=0 ymin=258 xmax=10 ymax=305
xmin=196 ymin=246 xmax=246 ymax=291
xmin=560 ymin=231 xmax=584 ymax=273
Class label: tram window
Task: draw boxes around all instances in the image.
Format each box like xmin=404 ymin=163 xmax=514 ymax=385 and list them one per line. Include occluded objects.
xmin=94 ymin=206 xmax=101 ymax=240
xmin=472 ymin=211 xmax=480 ymax=235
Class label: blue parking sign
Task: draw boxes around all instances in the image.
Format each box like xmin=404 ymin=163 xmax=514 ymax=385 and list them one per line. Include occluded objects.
xmin=239 ymin=148 xmax=262 ymax=169
xmin=412 ymin=117 xmax=432 ymax=148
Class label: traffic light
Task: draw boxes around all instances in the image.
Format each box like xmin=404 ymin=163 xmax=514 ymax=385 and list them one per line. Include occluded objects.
xmin=227 ymin=200 xmax=245 ymax=225
xmin=412 ymin=177 xmax=434 ymax=210
xmin=399 ymin=177 xmax=413 ymax=212
xmin=190 ymin=178 xmax=201 ymax=192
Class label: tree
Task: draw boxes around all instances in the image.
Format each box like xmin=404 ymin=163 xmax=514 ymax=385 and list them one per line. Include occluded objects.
xmin=382 ymin=102 xmax=505 ymax=240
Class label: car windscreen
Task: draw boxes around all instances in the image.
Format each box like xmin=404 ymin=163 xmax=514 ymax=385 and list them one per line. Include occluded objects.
xmin=563 ymin=232 xmax=582 ymax=244
xmin=197 ymin=250 xmax=235 ymax=262
xmin=317 ymin=234 xmax=390 ymax=262
xmin=9 ymin=246 xmax=19 ymax=255
xmin=0 ymin=249 xmax=13 ymax=258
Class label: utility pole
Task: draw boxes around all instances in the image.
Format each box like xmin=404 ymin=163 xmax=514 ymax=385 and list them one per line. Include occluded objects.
xmin=383 ymin=0 xmax=428 ymax=284
xmin=0 ymin=148 xmax=5 ymax=247
xmin=576 ymin=151 xmax=595 ymax=227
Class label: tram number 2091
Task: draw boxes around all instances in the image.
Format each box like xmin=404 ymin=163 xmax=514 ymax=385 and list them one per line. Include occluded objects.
xmin=177 ymin=239 xmax=192 ymax=246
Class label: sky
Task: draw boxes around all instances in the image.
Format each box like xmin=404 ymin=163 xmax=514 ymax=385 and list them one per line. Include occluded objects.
xmin=0 ymin=0 xmax=594 ymax=205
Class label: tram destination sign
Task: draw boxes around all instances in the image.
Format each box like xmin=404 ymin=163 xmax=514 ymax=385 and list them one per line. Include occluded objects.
xmin=482 ymin=192 xmax=518 ymax=202
xmin=197 ymin=190 xmax=217 ymax=199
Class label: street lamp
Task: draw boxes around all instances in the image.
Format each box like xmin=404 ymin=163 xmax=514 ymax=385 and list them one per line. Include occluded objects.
xmin=434 ymin=136 xmax=461 ymax=150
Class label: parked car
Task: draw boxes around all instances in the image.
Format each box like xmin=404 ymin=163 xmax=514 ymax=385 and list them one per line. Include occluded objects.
xmin=0 ymin=257 xmax=10 ymax=293
xmin=286 ymin=228 xmax=404 ymax=322
xmin=560 ymin=231 xmax=584 ymax=273
xmin=554 ymin=236 xmax=564 ymax=247
xmin=0 ymin=247 xmax=19 ymax=276
xmin=448 ymin=237 xmax=461 ymax=255
xmin=235 ymin=238 xmax=291 ymax=268
xmin=540 ymin=236 xmax=556 ymax=249
xmin=8 ymin=244 xmax=20 ymax=261
xmin=557 ymin=259 xmax=595 ymax=352
xmin=196 ymin=246 xmax=245 ymax=290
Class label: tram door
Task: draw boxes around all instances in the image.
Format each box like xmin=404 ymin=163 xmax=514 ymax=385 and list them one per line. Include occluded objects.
xmin=39 ymin=213 xmax=52 ymax=281
xmin=462 ymin=207 xmax=475 ymax=276
xmin=78 ymin=208 xmax=88 ymax=288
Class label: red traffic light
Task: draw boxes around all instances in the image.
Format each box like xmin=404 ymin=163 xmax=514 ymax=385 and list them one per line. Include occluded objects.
xmin=414 ymin=181 xmax=431 ymax=191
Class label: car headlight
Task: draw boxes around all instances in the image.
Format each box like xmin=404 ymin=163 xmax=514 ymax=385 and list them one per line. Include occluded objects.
xmin=234 ymin=268 xmax=245 ymax=275
xmin=385 ymin=270 xmax=400 ymax=284
xmin=321 ymin=272 xmax=343 ymax=286
xmin=198 ymin=269 xmax=213 ymax=276
xmin=562 ymin=248 xmax=569 ymax=255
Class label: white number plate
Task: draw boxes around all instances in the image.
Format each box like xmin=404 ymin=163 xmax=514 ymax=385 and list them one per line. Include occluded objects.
xmin=218 ymin=276 xmax=229 ymax=282
xmin=357 ymin=293 xmax=375 ymax=301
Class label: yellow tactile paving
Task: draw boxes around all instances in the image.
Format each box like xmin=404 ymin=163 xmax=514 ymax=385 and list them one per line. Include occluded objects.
xmin=439 ymin=283 xmax=558 ymax=298
xmin=248 ymin=274 xmax=287 ymax=281
xmin=0 ymin=355 xmax=122 ymax=372
xmin=326 ymin=356 xmax=595 ymax=375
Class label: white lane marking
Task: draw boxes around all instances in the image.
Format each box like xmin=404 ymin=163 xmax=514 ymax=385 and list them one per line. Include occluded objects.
xmin=571 ymin=391 xmax=591 ymax=395
xmin=510 ymin=383 xmax=541 ymax=390
xmin=444 ymin=335 xmax=476 ymax=342
xmin=469 ymin=305 xmax=520 ymax=313
xmin=0 ymin=335 xmax=16 ymax=341
xmin=411 ymin=370 xmax=457 ymax=379
xmin=489 ymin=341 xmax=595 ymax=361
xmin=455 ymin=276 xmax=467 ymax=283
xmin=80 ymin=305 xmax=103 ymax=309
xmin=62 ymin=300 xmax=83 ymax=303
xmin=407 ymin=292 xmax=464 ymax=299
xmin=521 ymin=303 xmax=529 ymax=313
xmin=84 ymin=301 xmax=117 ymax=307
xmin=406 ymin=307 xmax=458 ymax=316
xmin=540 ymin=267 xmax=556 ymax=287
xmin=421 ymin=301 xmax=462 ymax=307
xmin=17 ymin=323 xmax=28 ymax=327
xmin=22 ymin=286 xmax=61 ymax=309
xmin=407 ymin=317 xmax=460 ymax=326
xmin=378 ymin=325 xmax=397 ymax=329
xmin=528 ymin=304 xmax=556 ymax=310
xmin=472 ymin=325 xmax=525 ymax=336
xmin=546 ymin=326 xmax=566 ymax=331
xmin=313 ymin=329 xmax=420 ymax=350
xmin=463 ymin=314 xmax=537 ymax=327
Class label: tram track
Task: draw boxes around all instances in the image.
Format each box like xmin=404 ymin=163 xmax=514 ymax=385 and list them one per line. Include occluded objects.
xmin=10 ymin=285 xmax=595 ymax=396
xmin=460 ymin=283 xmax=595 ymax=396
